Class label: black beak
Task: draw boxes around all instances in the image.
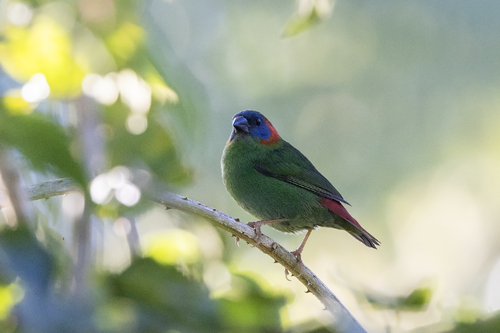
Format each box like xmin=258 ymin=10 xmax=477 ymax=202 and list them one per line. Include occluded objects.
xmin=232 ymin=116 xmax=249 ymax=133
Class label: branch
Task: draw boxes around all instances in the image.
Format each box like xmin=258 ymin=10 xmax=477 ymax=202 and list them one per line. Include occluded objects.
xmin=26 ymin=178 xmax=366 ymax=333
xmin=26 ymin=178 xmax=81 ymax=201
xmin=0 ymin=148 xmax=33 ymax=226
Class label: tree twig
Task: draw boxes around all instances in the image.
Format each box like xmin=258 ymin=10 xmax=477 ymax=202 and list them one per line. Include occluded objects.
xmin=0 ymin=148 xmax=33 ymax=227
xmin=26 ymin=178 xmax=80 ymax=201
xmin=74 ymin=96 xmax=103 ymax=293
xmin=26 ymin=178 xmax=367 ymax=333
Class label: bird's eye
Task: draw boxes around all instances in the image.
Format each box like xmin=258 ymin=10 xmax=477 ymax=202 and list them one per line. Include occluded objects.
xmin=256 ymin=119 xmax=262 ymax=126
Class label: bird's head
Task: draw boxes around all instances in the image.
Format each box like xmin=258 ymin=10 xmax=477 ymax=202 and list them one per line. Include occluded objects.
xmin=228 ymin=110 xmax=281 ymax=145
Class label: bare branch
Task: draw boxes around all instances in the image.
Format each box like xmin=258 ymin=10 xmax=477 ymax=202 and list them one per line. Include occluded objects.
xmin=25 ymin=178 xmax=367 ymax=333
xmin=26 ymin=178 xmax=81 ymax=201
xmin=74 ymin=96 xmax=103 ymax=293
xmin=0 ymin=148 xmax=33 ymax=226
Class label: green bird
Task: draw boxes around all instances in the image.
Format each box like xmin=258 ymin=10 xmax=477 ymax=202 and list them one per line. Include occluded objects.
xmin=221 ymin=110 xmax=379 ymax=262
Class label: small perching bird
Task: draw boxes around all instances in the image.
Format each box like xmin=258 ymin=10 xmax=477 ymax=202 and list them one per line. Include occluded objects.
xmin=221 ymin=110 xmax=379 ymax=263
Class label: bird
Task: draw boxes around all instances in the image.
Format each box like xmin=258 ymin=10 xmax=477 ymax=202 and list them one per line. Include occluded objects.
xmin=221 ymin=110 xmax=380 ymax=264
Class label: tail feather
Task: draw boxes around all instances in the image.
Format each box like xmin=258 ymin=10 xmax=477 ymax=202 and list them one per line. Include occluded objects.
xmin=348 ymin=230 xmax=380 ymax=249
xmin=320 ymin=197 xmax=380 ymax=249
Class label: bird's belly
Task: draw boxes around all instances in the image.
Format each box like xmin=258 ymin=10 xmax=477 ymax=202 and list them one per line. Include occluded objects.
xmin=224 ymin=169 xmax=333 ymax=233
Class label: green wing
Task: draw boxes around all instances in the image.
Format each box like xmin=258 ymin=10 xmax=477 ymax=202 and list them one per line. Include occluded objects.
xmin=254 ymin=141 xmax=350 ymax=205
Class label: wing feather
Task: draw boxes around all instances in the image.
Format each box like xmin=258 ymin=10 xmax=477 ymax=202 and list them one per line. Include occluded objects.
xmin=254 ymin=141 xmax=350 ymax=205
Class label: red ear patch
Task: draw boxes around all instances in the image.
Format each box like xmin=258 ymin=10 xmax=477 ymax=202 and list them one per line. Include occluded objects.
xmin=260 ymin=120 xmax=281 ymax=145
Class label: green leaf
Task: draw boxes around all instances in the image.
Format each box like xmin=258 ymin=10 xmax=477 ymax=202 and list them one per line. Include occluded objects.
xmin=0 ymin=226 xmax=53 ymax=295
xmin=447 ymin=311 xmax=500 ymax=333
xmin=0 ymin=110 xmax=86 ymax=186
xmin=366 ymin=287 xmax=433 ymax=312
xmin=399 ymin=287 xmax=433 ymax=311
xmin=282 ymin=8 xmax=322 ymax=38
xmin=218 ymin=273 xmax=287 ymax=331
xmin=106 ymin=258 xmax=221 ymax=332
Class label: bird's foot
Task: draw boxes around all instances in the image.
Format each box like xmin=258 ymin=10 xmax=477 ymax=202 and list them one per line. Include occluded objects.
xmin=247 ymin=221 xmax=264 ymax=247
xmin=290 ymin=249 xmax=303 ymax=264
xmin=247 ymin=219 xmax=288 ymax=247
xmin=284 ymin=249 xmax=304 ymax=280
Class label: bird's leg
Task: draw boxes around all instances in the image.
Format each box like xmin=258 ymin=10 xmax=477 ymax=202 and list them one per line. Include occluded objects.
xmin=290 ymin=229 xmax=313 ymax=264
xmin=247 ymin=219 xmax=288 ymax=247
xmin=285 ymin=229 xmax=313 ymax=279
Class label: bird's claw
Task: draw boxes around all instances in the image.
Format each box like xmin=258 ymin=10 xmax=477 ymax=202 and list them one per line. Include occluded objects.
xmin=290 ymin=250 xmax=303 ymax=265
xmin=283 ymin=250 xmax=305 ymax=280
xmin=247 ymin=221 xmax=264 ymax=247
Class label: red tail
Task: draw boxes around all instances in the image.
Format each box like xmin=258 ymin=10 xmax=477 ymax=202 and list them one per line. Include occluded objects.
xmin=320 ymin=198 xmax=380 ymax=248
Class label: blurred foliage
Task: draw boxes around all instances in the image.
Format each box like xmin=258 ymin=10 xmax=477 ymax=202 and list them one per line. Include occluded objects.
xmin=105 ymin=257 xmax=222 ymax=332
xmin=0 ymin=0 xmax=192 ymax=187
xmin=365 ymin=286 xmax=433 ymax=312
xmin=218 ymin=273 xmax=286 ymax=332
xmin=0 ymin=0 xmax=291 ymax=332
xmin=282 ymin=7 xmax=322 ymax=38
xmin=103 ymin=99 xmax=192 ymax=186
xmin=0 ymin=14 xmax=85 ymax=98
xmin=0 ymin=227 xmax=288 ymax=332
xmin=0 ymin=110 xmax=86 ymax=186
xmin=282 ymin=0 xmax=333 ymax=38
xmin=0 ymin=226 xmax=53 ymax=293
xmin=447 ymin=312 xmax=500 ymax=333
xmin=104 ymin=259 xmax=286 ymax=332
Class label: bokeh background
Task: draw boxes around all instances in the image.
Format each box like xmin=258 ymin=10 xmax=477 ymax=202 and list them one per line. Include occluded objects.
xmin=0 ymin=0 xmax=499 ymax=332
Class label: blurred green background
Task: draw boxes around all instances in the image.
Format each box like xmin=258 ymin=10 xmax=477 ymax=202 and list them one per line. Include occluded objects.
xmin=0 ymin=0 xmax=499 ymax=332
